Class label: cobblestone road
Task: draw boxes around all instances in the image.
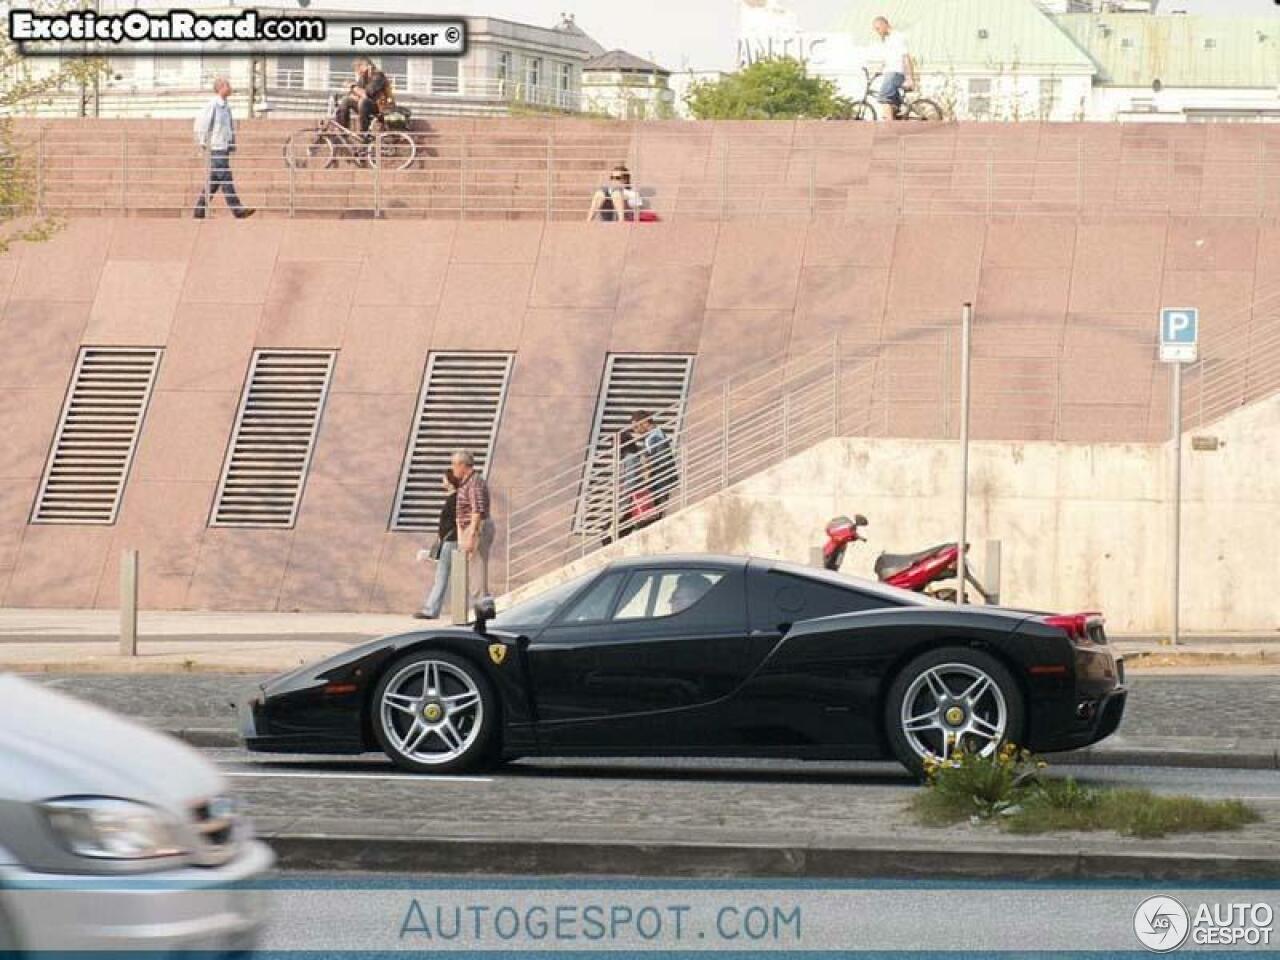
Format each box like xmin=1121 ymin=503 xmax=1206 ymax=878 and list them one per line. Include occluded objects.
xmin=25 ymin=672 xmax=1280 ymax=742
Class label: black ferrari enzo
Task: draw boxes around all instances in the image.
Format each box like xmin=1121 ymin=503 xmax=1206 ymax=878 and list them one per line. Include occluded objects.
xmin=239 ymin=555 xmax=1126 ymax=777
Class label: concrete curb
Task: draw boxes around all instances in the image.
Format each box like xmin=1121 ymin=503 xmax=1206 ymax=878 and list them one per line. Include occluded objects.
xmin=265 ymin=832 xmax=1280 ymax=882
xmin=1057 ymin=744 xmax=1280 ymax=771
xmin=167 ymin=727 xmax=1280 ymax=770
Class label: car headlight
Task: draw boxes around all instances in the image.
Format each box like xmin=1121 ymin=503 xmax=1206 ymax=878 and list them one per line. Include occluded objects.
xmin=41 ymin=797 xmax=189 ymax=861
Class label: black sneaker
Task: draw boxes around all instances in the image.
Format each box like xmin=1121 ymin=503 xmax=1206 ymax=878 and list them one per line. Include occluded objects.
xmin=235 ymin=208 xmax=256 ymax=219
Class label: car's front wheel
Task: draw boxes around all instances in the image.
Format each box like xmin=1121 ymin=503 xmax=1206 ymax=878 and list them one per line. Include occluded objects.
xmin=372 ymin=650 xmax=496 ymax=774
xmin=885 ymin=646 xmax=1024 ymax=779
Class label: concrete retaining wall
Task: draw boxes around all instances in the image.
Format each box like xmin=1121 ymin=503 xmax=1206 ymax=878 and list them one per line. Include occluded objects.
xmin=509 ymin=393 xmax=1280 ymax=635
xmin=0 ymin=193 xmax=1275 ymax=613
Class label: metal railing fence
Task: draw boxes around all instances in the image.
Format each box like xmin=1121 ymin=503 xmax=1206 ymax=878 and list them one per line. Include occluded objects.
xmin=502 ymin=291 xmax=1280 ymax=595
xmin=503 ymin=326 xmax=967 ymax=592
xmin=15 ymin=124 xmax=1280 ymax=221
xmin=1182 ymin=280 xmax=1280 ymax=432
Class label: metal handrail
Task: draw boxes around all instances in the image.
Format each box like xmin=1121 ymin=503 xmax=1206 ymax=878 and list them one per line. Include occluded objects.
xmin=503 ymin=337 xmax=897 ymax=591
xmin=13 ymin=124 xmax=1280 ymax=221
xmin=1182 ymin=280 xmax=1280 ymax=431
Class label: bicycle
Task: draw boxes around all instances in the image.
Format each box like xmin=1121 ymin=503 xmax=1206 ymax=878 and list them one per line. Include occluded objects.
xmin=849 ymin=67 xmax=945 ymax=122
xmin=283 ymin=98 xmax=416 ymax=172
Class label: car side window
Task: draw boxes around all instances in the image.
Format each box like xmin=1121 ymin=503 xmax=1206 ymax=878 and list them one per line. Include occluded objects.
xmin=614 ymin=571 xmax=725 ymax=620
xmin=557 ymin=572 xmax=625 ymax=625
xmin=749 ymin=569 xmax=892 ymax=631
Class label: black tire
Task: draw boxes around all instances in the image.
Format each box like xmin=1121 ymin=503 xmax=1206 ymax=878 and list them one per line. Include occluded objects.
xmin=849 ymin=100 xmax=878 ymax=122
xmin=884 ymin=646 xmax=1024 ymax=779
xmin=906 ymin=98 xmax=945 ymax=122
xmin=371 ymin=649 xmax=497 ymax=774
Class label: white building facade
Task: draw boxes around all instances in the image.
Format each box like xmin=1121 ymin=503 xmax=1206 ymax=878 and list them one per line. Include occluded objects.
xmin=581 ymin=51 xmax=677 ymax=120
xmin=13 ymin=9 xmax=600 ymax=119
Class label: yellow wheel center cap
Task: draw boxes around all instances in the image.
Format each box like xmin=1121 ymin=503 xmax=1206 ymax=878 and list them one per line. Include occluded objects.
xmin=423 ymin=703 xmax=442 ymax=722
xmin=945 ymin=706 xmax=965 ymax=726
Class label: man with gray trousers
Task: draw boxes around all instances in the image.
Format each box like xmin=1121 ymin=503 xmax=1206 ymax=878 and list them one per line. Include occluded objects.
xmin=452 ymin=450 xmax=494 ymax=604
xmin=193 ymin=77 xmax=254 ymax=219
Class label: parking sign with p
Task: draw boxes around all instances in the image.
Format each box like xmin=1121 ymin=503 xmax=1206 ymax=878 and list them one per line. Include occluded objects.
xmin=1159 ymin=307 xmax=1198 ymax=363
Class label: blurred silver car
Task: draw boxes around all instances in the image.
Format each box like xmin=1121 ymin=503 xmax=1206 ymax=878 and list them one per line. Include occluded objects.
xmin=0 ymin=674 xmax=273 ymax=954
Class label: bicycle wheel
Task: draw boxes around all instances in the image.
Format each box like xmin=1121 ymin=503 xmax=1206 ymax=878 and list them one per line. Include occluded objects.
xmin=284 ymin=131 xmax=336 ymax=169
xmin=906 ymin=98 xmax=945 ymax=122
xmin=370 ymin=131 xmax=416 ymax=171
xmin=849 ymin=100 xmax=878 ymax=122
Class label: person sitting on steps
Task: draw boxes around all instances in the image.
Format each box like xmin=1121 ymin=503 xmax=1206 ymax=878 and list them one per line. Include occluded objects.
xmin=336 ymin=57 xmax=391 ymax=138
xmin=587 ymin=164 xmax=641 ymax=222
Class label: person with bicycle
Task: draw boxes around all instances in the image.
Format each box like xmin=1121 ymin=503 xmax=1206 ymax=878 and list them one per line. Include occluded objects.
xmin=872 ymin=16 xmax=916 ymax=122
xmin=336 ymin=57 xmax=390 ymax=137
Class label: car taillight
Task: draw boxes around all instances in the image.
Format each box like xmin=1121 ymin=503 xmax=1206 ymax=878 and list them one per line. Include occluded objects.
xmin=1044 ymin=614 xmax=1089 ymax=643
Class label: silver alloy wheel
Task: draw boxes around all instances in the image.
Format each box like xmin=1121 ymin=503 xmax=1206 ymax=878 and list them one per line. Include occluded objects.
xmin=899 ymin=662 xmax=1007 ymax=762
xmin=379 ymin=659 xmax=484 ymax=765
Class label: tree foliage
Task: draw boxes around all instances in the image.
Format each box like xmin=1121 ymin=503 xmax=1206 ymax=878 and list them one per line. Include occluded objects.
xmin=0 ymin=1 xmax=110 ymax=251
xmin=684 ymin=57 xmax=853 ymax=121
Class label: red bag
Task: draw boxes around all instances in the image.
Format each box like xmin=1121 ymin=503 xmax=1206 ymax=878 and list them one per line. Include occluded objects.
xmin=630 ymin=489 xmax=657 ymax=523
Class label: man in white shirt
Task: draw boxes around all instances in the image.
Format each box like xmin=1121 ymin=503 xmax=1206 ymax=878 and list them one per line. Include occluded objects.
xmin=873 ymin=16 xmax=915 ymax=122
xmin=192 ymin=78 xmax=254 ymax=219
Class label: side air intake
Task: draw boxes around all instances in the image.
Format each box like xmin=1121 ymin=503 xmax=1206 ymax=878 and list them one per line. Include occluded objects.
xmin=390 ymin=352 xmax=513 ymax=531
xmin=210 ymin=350 xmax=335 ymax=528
xmin=31 ymin=347 xmax=162 ymax=525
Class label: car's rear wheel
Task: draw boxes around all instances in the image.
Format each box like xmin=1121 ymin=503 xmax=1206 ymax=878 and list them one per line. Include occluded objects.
xmin=885 ymin=646 xmax=1024 ymax=779
xmin=372 ymin=650 xmax=496 ymax=774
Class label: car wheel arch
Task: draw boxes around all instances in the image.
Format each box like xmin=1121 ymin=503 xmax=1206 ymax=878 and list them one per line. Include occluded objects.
xmin=359 ymin=639 xmax=504 ymax=753
xmin=872 ymin=635 xmax=1032 ymax=752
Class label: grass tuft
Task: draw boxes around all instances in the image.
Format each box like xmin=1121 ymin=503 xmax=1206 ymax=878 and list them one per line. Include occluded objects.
xmin=1008 ymin=783 xmax=1261 ymax=838
xmin=911 ymin=744 xmax=1261 ymax=838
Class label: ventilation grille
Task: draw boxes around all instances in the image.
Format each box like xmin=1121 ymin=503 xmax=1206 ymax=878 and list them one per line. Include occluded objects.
xmin=391 ymin=352 xmax=513 ymax=531
xmin=31 ymin=347 xmax=162 ymax=525
xmin=210 ymin=350 xmax=335 ymax=528
xmin=578 ymin=354 xmax=694 ymax=531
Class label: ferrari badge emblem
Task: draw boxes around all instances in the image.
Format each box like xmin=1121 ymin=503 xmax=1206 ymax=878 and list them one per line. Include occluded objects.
xmin=488 ymin=643 xmax=507 ymax=666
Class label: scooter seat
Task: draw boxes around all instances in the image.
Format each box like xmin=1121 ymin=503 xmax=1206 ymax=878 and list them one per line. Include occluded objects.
xmin=874 ymin=544 xmax=952 ymax=580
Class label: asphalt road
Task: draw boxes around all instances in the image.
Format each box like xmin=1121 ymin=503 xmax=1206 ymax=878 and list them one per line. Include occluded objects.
xmin=211 ymin=748 xmax=1280 ymax=804
xmin=195 ymin=744 xmax=1280 ymax=867
xmin=30 ymin=671 xmax=1280 ymax=741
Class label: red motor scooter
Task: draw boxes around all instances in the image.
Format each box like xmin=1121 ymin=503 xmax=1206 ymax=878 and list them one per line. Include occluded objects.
xmin=822 ymin=514 xmax=993 ymax=604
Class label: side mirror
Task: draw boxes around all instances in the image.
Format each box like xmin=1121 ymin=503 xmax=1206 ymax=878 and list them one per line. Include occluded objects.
xmin=473 ymin=596 xmax=496 ymax=634
xmin=854 ymin=514 xmax=869 ymax=527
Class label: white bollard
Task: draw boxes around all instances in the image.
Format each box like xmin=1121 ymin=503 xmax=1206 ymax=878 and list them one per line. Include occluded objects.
xmin=119 ymin=549 xmax=138 ymax=656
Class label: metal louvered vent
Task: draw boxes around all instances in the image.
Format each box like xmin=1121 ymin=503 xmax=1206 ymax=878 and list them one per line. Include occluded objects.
xmin=210 ymin=350 xmax=335 ymax=528
xmin=31 ymin=347 xmax=162 ymax=525
xmin=577 ymin=354 xmax=694 ymax=531
xmin=391 ymin=352 xmax=513 ymax=531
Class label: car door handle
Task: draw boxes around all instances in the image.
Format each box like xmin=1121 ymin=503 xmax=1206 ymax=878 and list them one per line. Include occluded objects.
xmin=750 ymin=630 xmax=782 ymax=639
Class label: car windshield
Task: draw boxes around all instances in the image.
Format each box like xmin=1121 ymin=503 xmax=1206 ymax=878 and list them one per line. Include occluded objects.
xmin=489 ymin=572 xmax=596 ymax=630
xmin=770 ymin=560 xmax=947 ymax=608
